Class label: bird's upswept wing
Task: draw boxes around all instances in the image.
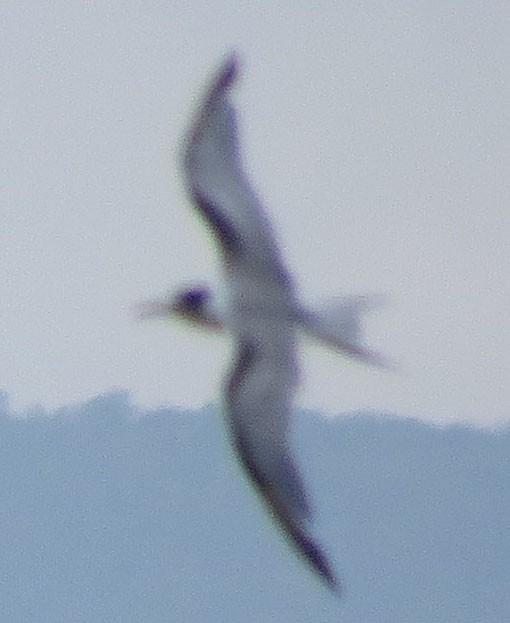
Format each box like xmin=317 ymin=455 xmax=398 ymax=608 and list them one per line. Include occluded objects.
xmin=183 ymin=54 xmax=289 ymax=284
xmin=183 ymin=55 xmax=339 ymax=592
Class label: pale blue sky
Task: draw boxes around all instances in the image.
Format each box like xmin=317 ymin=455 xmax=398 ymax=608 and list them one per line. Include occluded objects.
xmin=1 ymin=2 xmax=509 ymax=426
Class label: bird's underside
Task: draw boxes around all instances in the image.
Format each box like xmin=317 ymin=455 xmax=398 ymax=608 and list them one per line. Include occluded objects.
xmin=141 ymin=284 xmax=389 ymax=369
xmin=180 ymin=54 xmax=344 ymax=592
xmin=142 ymin=52 xmax=390 ymax=594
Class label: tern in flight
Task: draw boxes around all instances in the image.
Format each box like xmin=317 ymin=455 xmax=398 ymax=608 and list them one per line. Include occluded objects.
xmin=141 ymin=55 xmax=388 ymax=593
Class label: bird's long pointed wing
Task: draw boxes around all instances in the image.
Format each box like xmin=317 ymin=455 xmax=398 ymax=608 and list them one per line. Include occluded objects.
xmin=183 ymin=55 xmax=339 ymax=592
xmin=226 ymin=339 xmax=340 ymax=592
xmin=183 ymin=54 xmax=289 ymax=284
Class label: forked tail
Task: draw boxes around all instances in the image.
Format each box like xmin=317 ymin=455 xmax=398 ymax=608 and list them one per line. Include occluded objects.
xmin=300 ymin=294 xmax=392 ymax=369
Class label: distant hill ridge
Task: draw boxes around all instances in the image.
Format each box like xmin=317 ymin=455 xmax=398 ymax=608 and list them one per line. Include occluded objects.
xmin=0 ymin=390 xmax=508 ymax=622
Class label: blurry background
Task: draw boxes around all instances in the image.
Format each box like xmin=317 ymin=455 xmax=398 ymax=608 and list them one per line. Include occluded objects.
xmin=1 ymin=2 xmax=509 ymax=426
xmin=0 ymin=396 xmax=508 ymax=622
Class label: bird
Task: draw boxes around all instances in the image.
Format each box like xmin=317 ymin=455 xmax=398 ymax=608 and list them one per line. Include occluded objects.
xmin=140 ymin=54 xmax=388 ymax=593
xmin=140 ymin=284 xmax=388 ymax=368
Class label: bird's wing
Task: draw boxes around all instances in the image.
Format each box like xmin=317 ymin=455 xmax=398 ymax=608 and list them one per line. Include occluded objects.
xmin=182 ymin=53 xmax=289 ymax=285
xmin=183 ymin=55 xmax=339 ymax=592
xmin=226 ymin=336 xmax=340 ymax=592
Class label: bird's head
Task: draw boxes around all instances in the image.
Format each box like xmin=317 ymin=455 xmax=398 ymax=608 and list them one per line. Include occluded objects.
xmin=136 ymin=285 xmax=223 ymax=330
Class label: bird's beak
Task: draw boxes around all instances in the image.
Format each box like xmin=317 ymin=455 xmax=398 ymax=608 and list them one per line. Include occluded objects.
xmin=134 ymin=298 xmax=176 ymax=321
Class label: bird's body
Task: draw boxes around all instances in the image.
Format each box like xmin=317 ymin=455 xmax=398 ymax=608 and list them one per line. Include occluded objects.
xmin=141 ymin=55 xmax=389 ymax=592
xmin=141 ymin=284 xmax=388 ymax=367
